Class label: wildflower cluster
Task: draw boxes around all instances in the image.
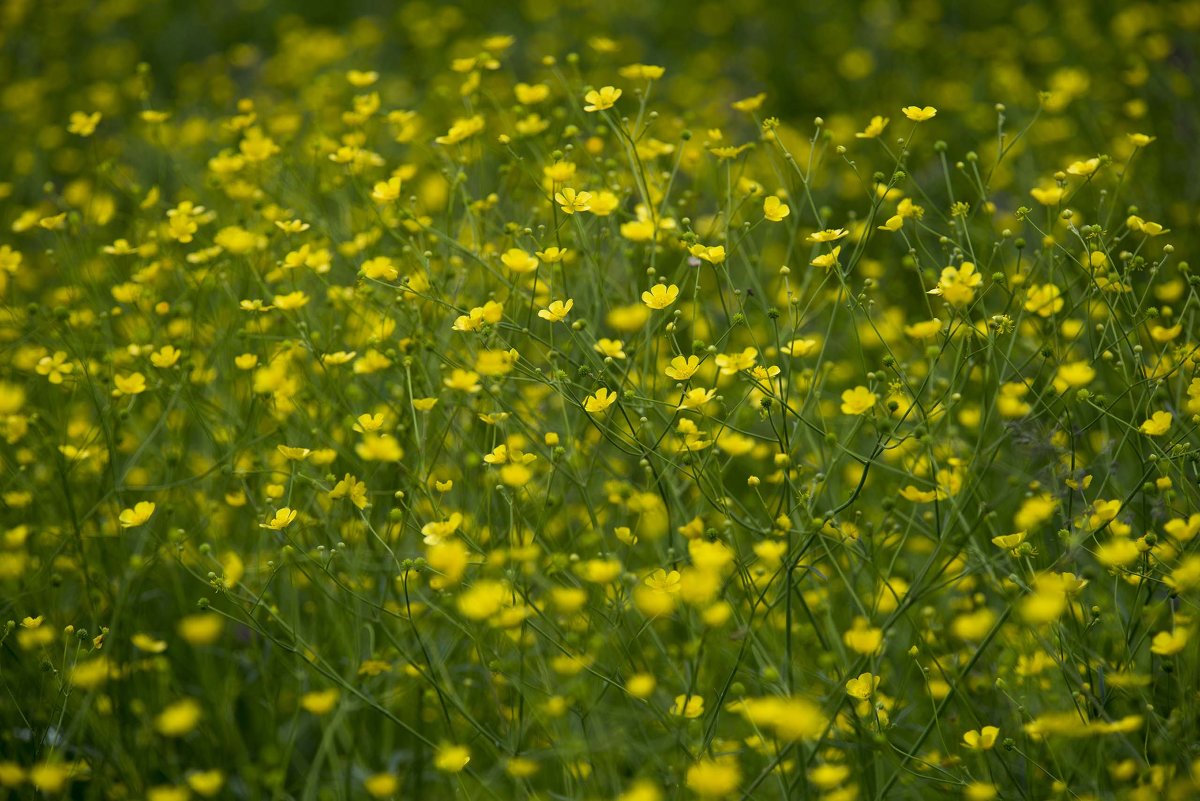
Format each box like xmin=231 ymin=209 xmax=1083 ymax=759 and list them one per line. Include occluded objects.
xmin=2 ymin=3 xmax=1200 ymax=800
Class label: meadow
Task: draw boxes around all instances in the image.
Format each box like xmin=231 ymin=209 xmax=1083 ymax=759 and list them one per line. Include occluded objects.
xmin=2 ymin=1 xmax=1200 ymax=799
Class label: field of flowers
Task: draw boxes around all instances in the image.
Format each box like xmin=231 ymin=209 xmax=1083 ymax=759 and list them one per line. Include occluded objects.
xmin=2 ymin=1 xmax=1200 ymax=799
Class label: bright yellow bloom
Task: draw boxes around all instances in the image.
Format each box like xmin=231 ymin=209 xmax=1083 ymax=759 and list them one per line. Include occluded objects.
xmin=763 ymin=195 xmax=790 ymax=221
xmin=361 ymin=256 xmax=398 ymax=281
xmin=329 ymin=474 xmax=369 ymax=509
xmin=856 ymin=115 xmax=889 ymax=138
xmin=962 ymin=725 xmax=1000 ymax=750
xmin=688 ymin=244 xmax=726 ymax=264
xmin=686 ymin=756 xmax=741 ymax=798
xmin=715 ymin=347 xmax=757 ymax=375
xmin=1023 ymin=283 xmax=1063 ymax=317
xmin=155 ymin=699 xmax=202 ymax=737
xmin=1150 ymin=629 xmax=1189 ymax=656
xmin=808 ymin=228 xmax=848 ymax=243
xmin=641 ymin=283 xmax=679 ymax=309
xmin=119 ymin=501 xmax=156 ymax=528
xmin=665 ymin=355 xmax=700 ymax=381
xmin=538 ymin=298 xmax=574 ymax=322
xmin=501 ymin=248 xmax=539 ymax=273
xmin=150 ymin=346 xmax=182 ymax=368
xmin=670 ymin=694 xmax=704 ymax=718
xmin=583 ymin=387 xmax=618 ymax=413
xmin=810 ymin=245 xmax=841 ymax=270
xmin=443 ymin=369 xmax=482 ymax=393
xmin=929 ymin=262 xmax=982 ymax=306
xmin=555 ymin=187 xmax=592 ymax=214
xmin=845 ymin=672 xmax=880 ymax=699
xmin=901 ymin=105 xmax=937 ymax=121
xmin=594 ymin=338 xmax=627 ymax=359
xmin=68 ymin=110 xmax=102 ymax=136
xmin=260 ymin=507 xmax=298 ymax=530
xmin=299 ymin=689 xmax=339 ymax=715
xmin=841 ymin=386 xmax=877 ymax=415
xmin=113 ymin=372 xmax=147 ymax=396
xmin=363 ymin=773 xmax=398 ymax=798
xmin=583 ymin=86 xmax=622 ymax=111
xmin=433 ymin=743 xmax=471 ymax=773
xmin=1139 ymin=411 xmax=1172 ymax=436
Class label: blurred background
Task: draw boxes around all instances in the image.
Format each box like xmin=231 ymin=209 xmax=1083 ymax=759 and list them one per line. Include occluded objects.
xmin=2 ymin=0 xmax=1199 ymax=230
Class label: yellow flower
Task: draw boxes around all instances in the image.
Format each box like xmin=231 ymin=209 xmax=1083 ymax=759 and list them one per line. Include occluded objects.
xmin=618 ymin=63 xmax=665 ymax=80
xmin=277 ymin=445 xmax=311 ymax=461
xmin=356 ymin=434 xmax=404 ymax=462
xmin=843 ymin=617 xmax=883 ymax=655
xmin=260 ymin=507 xmax=298 ymax=530
xmin=594 ymin=338 xmax=627 ymax=359
xmin=808 ymin=228 xmax=848 ymax=243
xmin=1149 ymin=628 xmax=1189 ymax=656
xmin=715 ymin=347 xmax=757 ymax=375
xmin=583 ymin=387 xmax=618 ymax=413
xmin=501 ymin=248 xmax=539 ymax=273
xmin=809 ymin=245 xmax=841 ymax=270
xmin=555 ymin=188 xmax=591 ymax=214
xmin=299 ymin=688 xmax=339 ymax=715
xmin=119 ymin=501 xmax=156 ymax=528
xmin=929 ymin=262 xmax=982 ymax=306
xmin=273 ymin=290 xmax=310 ymax=310
xmin=962 ymin=725 xmax=1000 ymax=750
xmin=36 ymin=351 xmax=74 ymax=384
xmin=641 ymin=283 xmax=679 ymax=309
xmin=844 ymin=672 xmax=880 ymax=699
xmin=132 ymin=633 xmax=168 ymax=653
xmin=29 ymin=763 xmax=73 ymax=793
xmin=329 ymin=474 xmax=369 ymax=509
xmin=688 ymin=244 xmax=726 ymax=264
xmin=644 ymin=568 xmax=681 ymax=593
xmin=67 ymin=110 xmax=102 ymax=136
xmin=113 ymin=372 xmax=147 ymax=396
xmin=361 ymin=256 xmax=398 ymax=281
xmin=178 ymin=613 xmax=223 ymax=646
xmin=731 ymin=92 xmax=766 ymax=112
xmin=155 ymin=698 xmax=202 ymax=737
xmin=991 ymin=531 xmax=1027 ymax=551
xmin=840 ymin=386 xmax=877 ymax=415
xmin=763 ymin=195 xmax=790 ymax=221
xmin=1139 ymin=411 xmax=1172 ymax=436
xmin=151 ymin=345 xmax=182 ymax=368
xmin=1030 ymin=183 xmax=1065 ymax=205
xmin=536 ymin=246 xmax=568 ymax=262
xmin=1095 ymin=538 xmax=1140 ymax=568
xmin=855 ymin=115 xmax=889 ymax=138
xmin=443 ymin=368 xmax=482 ymax=393
xmin=901 ymin=105 xmax=937 ymax=121
xmin=686 ymin=756 xmax=741 ymax=798
xmin=583 ymin=86 xmax=622 ymax=111
xmin=1067 ymin=157 xmax=1100 ymax=176
xmin=371 ymin=176 xmax=402 ymax=202
xmin=670 ymin=693 xmax=704 ymax=718
xmin=434 ymin=743 xmax=471 ymax=773
xmin=186 ymin=770 xmax=225 ymax=798
xmin=1023 ymin=283 xmax=1063 ymax=317
xmin=873 ymin=212 xmax=902 ymax=231
xmin=363 ymin=773 xmax=399 ymax=798
xmin=899 ymin=485 xmax=943 ymax=503
xmin=515 ymin=82 xmax=549 ymax=104
xmin=665 ymin=355 xmax=700 ymax=381
xmin=1052 ymin=360 xmax=1095 ymax=393
xmin=434 ymin=114 xmax=485 ymax=145
xmin=538 ymin=298 xmax=574 ymax=322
